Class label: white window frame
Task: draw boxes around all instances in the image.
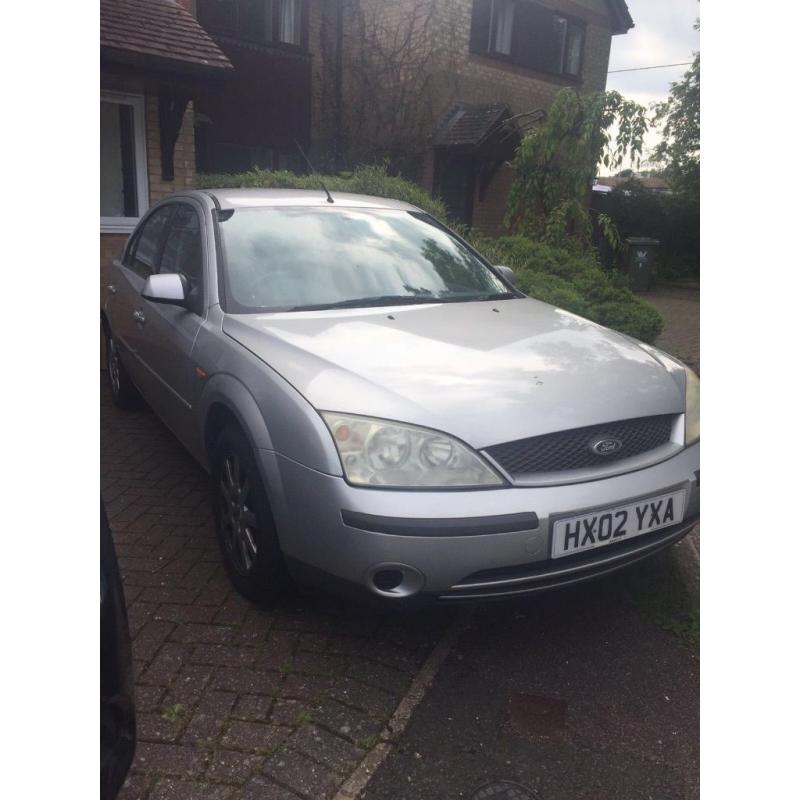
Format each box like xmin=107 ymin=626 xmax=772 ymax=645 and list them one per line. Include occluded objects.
xmin=100 ymin=90 xmax=149 ymax=234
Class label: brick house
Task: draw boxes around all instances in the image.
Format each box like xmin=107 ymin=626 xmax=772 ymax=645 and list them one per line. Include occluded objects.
xmin=100 ymin=0 xmax=233 ymax=304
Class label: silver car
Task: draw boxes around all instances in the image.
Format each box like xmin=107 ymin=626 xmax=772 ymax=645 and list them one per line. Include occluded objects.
xmin=102 ymin=189 xmax=700 ymax=605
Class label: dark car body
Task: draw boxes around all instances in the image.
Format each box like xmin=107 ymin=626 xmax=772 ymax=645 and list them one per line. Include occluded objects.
xmin=101 ymin=501 xmax=136 ymax=799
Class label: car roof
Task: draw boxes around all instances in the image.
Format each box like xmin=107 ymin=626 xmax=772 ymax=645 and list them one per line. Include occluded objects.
xmin=194 ymin=188 xmax=421 ymax=212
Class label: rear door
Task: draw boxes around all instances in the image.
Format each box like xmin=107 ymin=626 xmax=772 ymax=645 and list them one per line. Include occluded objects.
xmin=109 ymin=205 xmax=174 ymax=394
xmin=134 ymin=201 xmax=207 ymax=448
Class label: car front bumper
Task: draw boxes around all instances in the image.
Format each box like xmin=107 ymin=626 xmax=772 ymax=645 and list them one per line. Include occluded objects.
xmin=260 ymin=443 xmax=700 ymax=603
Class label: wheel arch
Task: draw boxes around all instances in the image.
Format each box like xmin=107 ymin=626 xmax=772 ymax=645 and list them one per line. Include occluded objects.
xmin=200 ymin=374 xmax=275 ymax=471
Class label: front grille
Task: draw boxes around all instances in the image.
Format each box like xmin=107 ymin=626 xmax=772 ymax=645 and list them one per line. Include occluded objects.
xmin=484 ymin=414 xmax=674 ymax=478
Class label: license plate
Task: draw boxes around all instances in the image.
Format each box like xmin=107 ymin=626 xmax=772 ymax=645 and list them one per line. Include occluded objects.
xmin=551 ymin=489 xmax=686 ymax=559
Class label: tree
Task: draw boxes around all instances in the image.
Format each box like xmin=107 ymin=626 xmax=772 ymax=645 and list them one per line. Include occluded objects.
xmin=651 ymin=22 xmax=700 ymax=200
xmin=507 ymin=88 xmax=648 ymax=246
xmin=315 ymin=0 xmax=462 ymax=177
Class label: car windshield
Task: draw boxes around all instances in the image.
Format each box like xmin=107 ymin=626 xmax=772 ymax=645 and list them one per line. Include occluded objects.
xmin=218 ymin=207 xmax=514 ymax=312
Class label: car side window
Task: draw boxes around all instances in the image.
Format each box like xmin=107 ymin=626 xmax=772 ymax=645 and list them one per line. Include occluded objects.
xmin=159 ymin=203 xmax=204 ymax=315
xmin=130 ymin=206 xmax=174 ymax=279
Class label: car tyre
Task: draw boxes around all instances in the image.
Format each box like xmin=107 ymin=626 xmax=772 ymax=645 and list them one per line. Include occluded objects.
xmin=212 ymin=426 xmax=290 ymax=604
xmin=105 ymin=330 xmax=141 ymax=410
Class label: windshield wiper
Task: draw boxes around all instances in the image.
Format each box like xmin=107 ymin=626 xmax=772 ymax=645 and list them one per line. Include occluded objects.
xmin=437 ymin=291 xmax=519 ymax=302
xmin=287 ymin=295 xmax=443 ymax=312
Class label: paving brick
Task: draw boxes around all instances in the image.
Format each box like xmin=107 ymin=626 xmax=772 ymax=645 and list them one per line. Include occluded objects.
xmin=139 ymin=585 xmax=200 ymax=606
xmin=221 ymin=721 xmax=291 ymax=753
xmin=281 ymin=673 xmax=334 ymax=702
xmin=232 ymin=694 xmax=274 ymax=722
xmin=191 ymin=644 xmax=258 ymax=668
xmin=181 ymin=691 xmax=237 ymax=744
xmin=289 ymin=725 xmax=365 ymax=775
xmin=329 ymin=676 xmax=397 ymax=717
xmin=257 ymin=630 xmax=299 ymax=671
xmin=150 ymin=779 xmax=234 ymax=800
xmin=138 ymin=643 xmax=192 ymax=687
xmin=213 ymin=667 xmax=282 ymax=696
xmin=135 ymin=742 xmax=205 ymax=777
xmin=270 ymin=699 xmax=311 ymax=727
xmin=311 ymin=699 xmax=384 ymax=745
xmin=171 ymin=623 xmax=237 ymax=645
xmin=135 ymin=684 xmax=167 ymax=714
xmin=138 ymin=711 xmax=185 ymax=743
xmin=241 ymin=776 xmax=300 ymax=800
xmin=207 ymin=750 xmax=266 ymax=785
xmin=263 ymin=748 xmax=340 ymax=800
xmin=116 ymin=772 xmax=153 ymax=800
xmin=133 ymin=620 xmax=175 ymax=661
xmin=154 ymin=604 xmax=217 ymax=625
xmin=346 ymin=657 xmax=411 ymax=695
xmin=162 ymin=664 xmax=214 ymax=709
xmin=292 ymin=651 xmax=349 ymax=677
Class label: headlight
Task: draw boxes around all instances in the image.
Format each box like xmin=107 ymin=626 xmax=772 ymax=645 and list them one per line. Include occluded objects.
xmin=684 ymin=367 xmax=700 ymax=445
xmin=321 ymin=412 xmax=505 ymax=488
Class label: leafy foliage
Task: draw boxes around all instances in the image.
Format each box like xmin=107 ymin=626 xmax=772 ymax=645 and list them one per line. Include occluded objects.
xmin=507 ymin=89 xmax=648 ymax=245
xmin=196 ymin=163 xmax=449 ymax=220
xmin=471 ymin=235 xmax=664 ymax=343
xmin=603 ymin=177 xmax=699 ymax=280
xmin=651 ymin=24 xmax=700 ymax=200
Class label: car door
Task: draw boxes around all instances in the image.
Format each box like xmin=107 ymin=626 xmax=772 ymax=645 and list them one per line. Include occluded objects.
xmin=133 ymin=201 xmax=207 ymax=449
xmin=109 ymin=205 xmax=174 ymax=395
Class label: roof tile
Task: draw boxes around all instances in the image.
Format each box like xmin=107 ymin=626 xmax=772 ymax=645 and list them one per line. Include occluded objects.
xmin=100 ymin=0 xmax=232 ymax=71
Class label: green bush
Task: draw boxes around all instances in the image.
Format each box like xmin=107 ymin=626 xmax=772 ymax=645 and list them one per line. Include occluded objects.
xmin=196 ymin=165 xmax=662 ymax=343
xmin=469 ymin=235 xmax=664 ymax=343
xmin=196 ymin=163 xmax=449 ymax=221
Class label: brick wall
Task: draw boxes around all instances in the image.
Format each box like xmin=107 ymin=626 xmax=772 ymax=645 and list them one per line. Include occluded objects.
xmin=146 ymin=96 xmax=197 ymax=203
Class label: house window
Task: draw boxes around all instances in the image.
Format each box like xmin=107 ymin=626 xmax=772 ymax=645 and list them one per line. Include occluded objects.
xmin=198 ymin=0 xmax=303 ymax=47
xmin=470 ymin=0 xmax=586 ymax=79
xmin=100 ymin=91 xmax=149 ymax=233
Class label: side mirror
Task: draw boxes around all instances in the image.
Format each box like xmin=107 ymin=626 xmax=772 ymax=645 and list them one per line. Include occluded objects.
xmin=141 ymin=273 xmax=188 ymax=307
xmin=495 ymin=265 xmax=516 ymax=286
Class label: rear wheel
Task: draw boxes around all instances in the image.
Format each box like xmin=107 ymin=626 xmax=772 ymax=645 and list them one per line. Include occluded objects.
xmin=212 ymin=426 xmax=290 ymax=603
xmin=105 ymin=329 xmax=140 ymax=410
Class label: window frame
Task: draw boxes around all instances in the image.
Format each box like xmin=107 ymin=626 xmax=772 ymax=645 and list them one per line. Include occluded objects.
xmin=126 ymin=204 xmax=175 ymax=280
xmin=470 ymin=0 xmax=587 ymax=81
xmin=100 ymin=90 xmax=150 ymax=234
xmin=158 ymin=202 xmax=207 ymax=316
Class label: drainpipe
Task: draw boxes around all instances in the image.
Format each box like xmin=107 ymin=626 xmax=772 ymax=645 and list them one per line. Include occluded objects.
xmin=333 ymin=0 xmax=344 ymax=169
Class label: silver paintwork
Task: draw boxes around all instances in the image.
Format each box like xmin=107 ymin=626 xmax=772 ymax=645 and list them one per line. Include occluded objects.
xmin=104 ymin=189 xmax=700 ymax=601
xmin=142 ymin=273 xmax=188 ymax=305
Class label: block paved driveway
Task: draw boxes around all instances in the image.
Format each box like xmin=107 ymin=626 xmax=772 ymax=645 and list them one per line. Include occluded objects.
xmin=102 ymin=378 xmax=456 ymax=800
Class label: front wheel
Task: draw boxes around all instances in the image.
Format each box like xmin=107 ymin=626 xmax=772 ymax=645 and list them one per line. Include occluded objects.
xmin=212 ymin=426 xmax=290 ymax=603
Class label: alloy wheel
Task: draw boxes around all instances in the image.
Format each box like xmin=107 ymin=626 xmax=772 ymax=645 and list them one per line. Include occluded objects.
xmin=218 ymin=454 xmax=259 ymax=575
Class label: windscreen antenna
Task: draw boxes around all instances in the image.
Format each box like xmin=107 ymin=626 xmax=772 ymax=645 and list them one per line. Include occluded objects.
xmin=294 ymin=139 xmax=334 ymax=203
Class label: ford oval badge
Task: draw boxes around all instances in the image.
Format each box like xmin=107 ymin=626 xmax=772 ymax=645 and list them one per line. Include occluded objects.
xmin=590 ymin=437 xmax=623 ymax=456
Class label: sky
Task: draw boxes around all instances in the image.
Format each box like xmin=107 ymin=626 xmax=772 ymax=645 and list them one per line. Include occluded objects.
xmin=602 ymin=0 xmax=700 ymax=174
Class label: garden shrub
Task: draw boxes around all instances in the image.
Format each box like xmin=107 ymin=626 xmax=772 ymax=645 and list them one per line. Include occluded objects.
xmin=196 ymin=163 xmax=448 ymax=221
xmin=470 ymin=235 xmax=664 ymax=343
xmin=196 ymin=165 xmax=663 ymax=343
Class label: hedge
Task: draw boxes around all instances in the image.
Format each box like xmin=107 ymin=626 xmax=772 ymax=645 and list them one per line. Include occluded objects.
xmin=196 ymin=165 xmax=663 ymax=343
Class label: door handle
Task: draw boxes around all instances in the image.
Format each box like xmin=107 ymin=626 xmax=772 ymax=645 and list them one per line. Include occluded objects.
xmin=106 ymin=284 xmax=116 ymax=295
xmin=133 ymin=310 xmax=146 ymax=325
